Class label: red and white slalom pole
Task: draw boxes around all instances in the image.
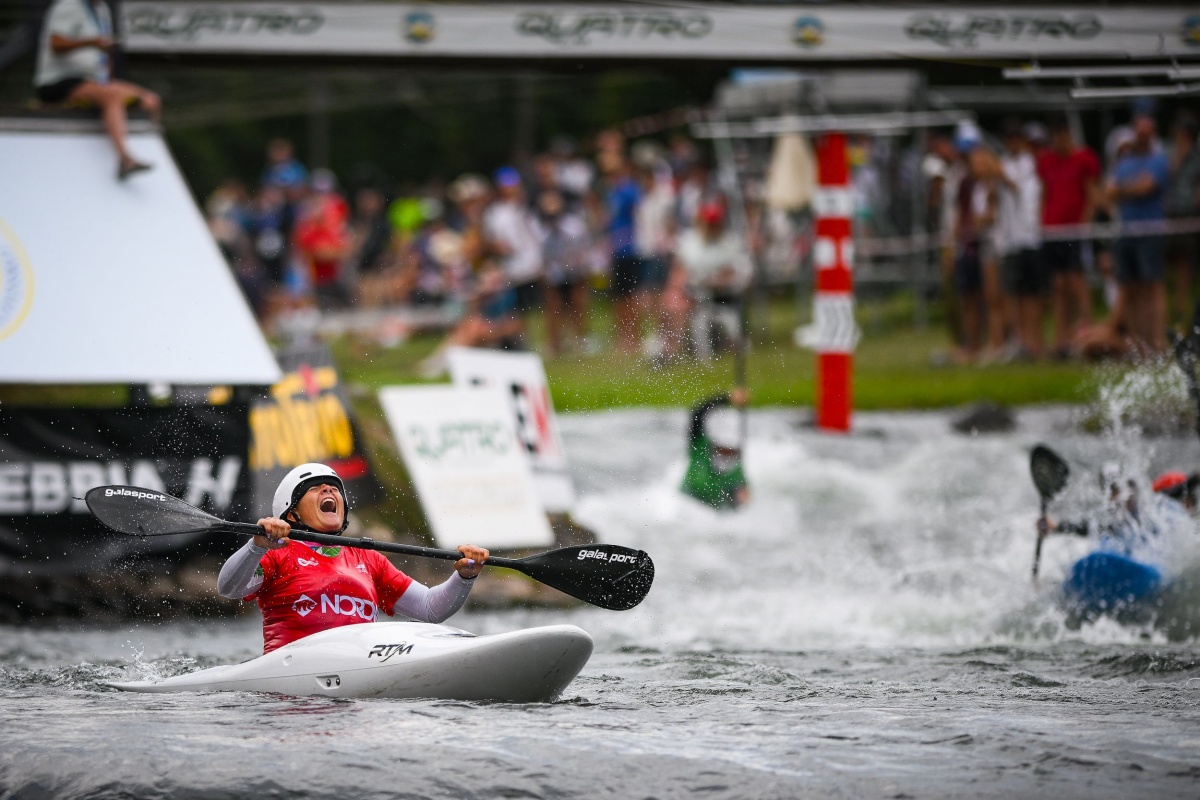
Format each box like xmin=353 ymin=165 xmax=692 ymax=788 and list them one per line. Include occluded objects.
xmin=796 ymin=133 xmax=859 ymax=432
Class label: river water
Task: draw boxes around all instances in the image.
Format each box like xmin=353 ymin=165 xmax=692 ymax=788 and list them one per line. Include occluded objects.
xmin=3 ymin=406 xmax=1200 ymax=799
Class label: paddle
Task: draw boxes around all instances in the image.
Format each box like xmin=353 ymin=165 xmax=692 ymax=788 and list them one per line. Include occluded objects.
xmin=84 ymin=486 xmax=654 ymax=611
xmin=1030 ymin=444 xmax=1070 ymax=581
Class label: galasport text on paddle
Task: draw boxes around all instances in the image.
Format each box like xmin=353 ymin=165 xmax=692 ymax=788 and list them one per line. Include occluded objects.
xmin=84 ymin=486 xmax=654 ymax=611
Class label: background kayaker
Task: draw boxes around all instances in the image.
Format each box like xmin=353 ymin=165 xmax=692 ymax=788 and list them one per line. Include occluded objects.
xmin=680 ymin=387 xmax=749 ymax=509
xmin=1038 ymin=464 xmax=1192 ymax=554
xmin=1151 ymin=471 xmax=1199 ymax=513
xmin=218 ymin=463 xmax=488 ymax=653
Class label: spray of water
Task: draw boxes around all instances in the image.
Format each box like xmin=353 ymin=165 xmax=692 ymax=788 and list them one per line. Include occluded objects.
xmin=552 ymin=401 xmax=1200 ymax=653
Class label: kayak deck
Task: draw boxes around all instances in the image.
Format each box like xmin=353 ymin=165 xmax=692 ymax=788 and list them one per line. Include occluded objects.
xmin=1062 ymin=552 xmax=1164 ymax=623
xmin=107 ymin=622 xmax=593 ymax=703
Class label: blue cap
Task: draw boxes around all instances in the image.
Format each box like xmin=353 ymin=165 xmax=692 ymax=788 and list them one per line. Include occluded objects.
xmin=493 ymin=167 xmax=521 ymax=188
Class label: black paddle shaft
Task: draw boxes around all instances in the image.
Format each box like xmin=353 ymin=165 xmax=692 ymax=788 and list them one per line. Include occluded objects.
xmin=84 ymin=485 xmax=654 ymax=611
xmin=213 ymin=521 xmax=526 ymax=568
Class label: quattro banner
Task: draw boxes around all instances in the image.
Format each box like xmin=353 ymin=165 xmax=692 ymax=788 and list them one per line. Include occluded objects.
xmin=0 ymin=405 xmax=251 ymax=576
xmin=120 ymin=3 xmax=1200 ymax=60
xmin=379 ymin=385 xmax=554 ymax=550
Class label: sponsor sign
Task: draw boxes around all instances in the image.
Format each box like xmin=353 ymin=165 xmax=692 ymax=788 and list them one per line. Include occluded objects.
xmin=0 ymin=405 xmax=251 ymax=576
xmin=248 ymin=342 xmax=381 ymax=517
xmin=378 ymin=386 xmax=554 ymax=550
xmin=446 ymin=347 xmax=574 ymax=514
xmin=0 ymin=128 xmax=279 ymax=384
xmin=121 ymin=3 xmax=1195 ymax=60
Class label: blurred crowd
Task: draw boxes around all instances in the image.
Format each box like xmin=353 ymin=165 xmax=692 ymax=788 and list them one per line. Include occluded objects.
xmin=925 ymin=100 xmax=1200 ymax=364
xmin=208 ymin=132 xmax=751 ymax=373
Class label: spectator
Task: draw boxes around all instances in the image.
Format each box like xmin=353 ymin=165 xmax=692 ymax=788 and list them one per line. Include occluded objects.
xmin=262 ymin=139 xmax=308 ymax=190
xmin=245 ymin=184 xmax=291 ymax=288
xmin=598 ymin=147 xmax=643 ymax=353
xmin=1037 ymin=114 xmax=1100 ymax=359
xmin=34 ymin=0 xmax=161 ymax=179
xmin=293 ymin=168 xmax=352 ymax=309
xmin=947 ymin=128 xmax=986 ymax=363
xmin=403 ymin=199 xmax=464 ymax=307
xmin=483 ymin=167 xmax=543 ymax=334
xmin=670 ymin=203 xmax=752 ymax=361
xmin=1108 ymin=106 xmax=1170 ymax=353
xmin=535 ymin=190 xmax=591 ymax=357
xmin=999 ymin=120 xmax=1046 ymax=360
xmin=348 ymin=186 xmax=399 ymax=308
xmin=1166 ymin=111 xmax=1200 ymax=327
xmin=633 ymin=141 xmax=676 ymax=359
xmin=968 ymin=145 xmax=1010 ymax=361
xmin=925 ymin=132 xmax=966 ymax=349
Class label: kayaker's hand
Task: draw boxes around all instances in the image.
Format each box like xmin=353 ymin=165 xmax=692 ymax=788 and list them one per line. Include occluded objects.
xmin=455 ymin=545 xmax=489 ymax=579
xmin=255 ymin=517 xmax=291 ymax=550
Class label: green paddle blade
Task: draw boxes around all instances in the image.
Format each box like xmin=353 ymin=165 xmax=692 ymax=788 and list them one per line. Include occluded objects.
xmin=514 ymin=544 xmax=655 ymax=611
xmin=1030 ymin=445 xmax=1070 ymax=503
xmin=85 ymin=485 xmax=222 ymax=537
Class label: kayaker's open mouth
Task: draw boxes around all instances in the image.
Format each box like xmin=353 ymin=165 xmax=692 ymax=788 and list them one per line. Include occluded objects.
xmin=320 ymin=497 xmax=337 ymax=513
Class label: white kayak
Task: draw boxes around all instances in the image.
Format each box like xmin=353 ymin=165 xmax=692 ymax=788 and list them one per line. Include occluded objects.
xmin=107 ymin=622 xmax=593 ymax=703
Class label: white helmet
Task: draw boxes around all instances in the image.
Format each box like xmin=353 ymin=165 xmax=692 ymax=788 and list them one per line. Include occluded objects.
xmin=272 ymin=463 xmax=349 ymax=532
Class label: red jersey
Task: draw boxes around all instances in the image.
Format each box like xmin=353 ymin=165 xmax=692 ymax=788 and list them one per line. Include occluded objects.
xmin=246 ymin=541 xmax=413 ymax=653
xmin=1037 ymin=147 xmax=1100 ymax=226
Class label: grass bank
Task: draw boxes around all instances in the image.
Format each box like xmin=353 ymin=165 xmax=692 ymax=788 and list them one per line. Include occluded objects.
xmin=333 ymin=295 xmax=1096 ymax=412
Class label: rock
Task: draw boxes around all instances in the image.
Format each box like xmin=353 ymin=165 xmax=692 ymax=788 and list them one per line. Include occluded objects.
xmin=952 ymin=402 xmax=1016 ymax=435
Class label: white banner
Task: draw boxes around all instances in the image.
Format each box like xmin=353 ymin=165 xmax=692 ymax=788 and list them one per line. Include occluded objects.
xmin=447 ymin=347 xmax=575 ymax=514
xmin=0 ymin=125 xmax=280 ymax=385
xmin=121 ymin=3 xmax=1199 ymax=60
xmin=378 ymin=385 xmax=554 ymax=550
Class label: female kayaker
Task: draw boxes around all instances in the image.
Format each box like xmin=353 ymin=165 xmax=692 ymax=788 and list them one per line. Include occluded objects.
xmin=218 ymin=463 xmax=488 ymax=653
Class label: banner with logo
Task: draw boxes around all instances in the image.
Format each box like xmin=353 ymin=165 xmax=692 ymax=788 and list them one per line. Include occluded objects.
xmin=121 ymin=3 xmax=1199 ymax=60
xmin=447 ymin=347 xmax=575 ymax=514
xmin=248 ymin=342 xmax=381 ymax=517
xmin=0 ymin=405 xmax=251 ymax=576
xmin=379 ymin=385 xmax=554 ymax=550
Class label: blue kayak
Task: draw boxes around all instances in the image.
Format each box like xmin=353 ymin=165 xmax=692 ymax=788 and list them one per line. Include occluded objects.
xmin=1062 ymin=552 xmax=1164 ymax=622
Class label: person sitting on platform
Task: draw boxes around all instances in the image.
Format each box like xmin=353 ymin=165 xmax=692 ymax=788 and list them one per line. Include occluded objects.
xmin=34 ymin=0 xmax=160 ymax=179
xmin=680 ymin=387 xmax=749 ymax=510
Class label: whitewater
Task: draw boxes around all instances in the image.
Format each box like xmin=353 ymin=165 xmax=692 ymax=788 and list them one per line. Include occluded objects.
xmin=1 ymin=406 xmax=1199 ymax=798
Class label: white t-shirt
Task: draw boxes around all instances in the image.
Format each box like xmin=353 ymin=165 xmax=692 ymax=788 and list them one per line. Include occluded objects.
xmin=35 ymin=0 xmax=111 ymax=88
xmin=635 ymin=177 xmax=676 ymax=258
xmin=675 ymin=229 xmax=752 ymax=291
xmin=483 ymin=200 xmax=544 ymax=285
xmin=998 ymin=151 xmax=1043 ymax=253
xmin=537 ymin=213 xmax=591 ymax=286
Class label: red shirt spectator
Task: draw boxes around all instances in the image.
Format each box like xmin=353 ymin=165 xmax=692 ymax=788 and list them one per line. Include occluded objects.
xmin=294 ymin=193 xmax=350 ymax=285
xmin=1037 ymin=146 xmax=1100 ymax=226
